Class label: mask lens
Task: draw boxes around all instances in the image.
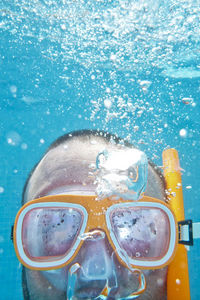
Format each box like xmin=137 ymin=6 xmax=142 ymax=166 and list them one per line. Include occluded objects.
xmin=110 ymin=207 xmax=170 ymax=260
xmin=22 ymin=207 xmax=83 ymax=260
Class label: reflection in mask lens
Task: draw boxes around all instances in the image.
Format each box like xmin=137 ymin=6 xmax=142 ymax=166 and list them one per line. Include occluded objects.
xmin=22 ymin=207 xmax=83 ymax=259
xmin=110 ymin=207 xmax=170 ymax=260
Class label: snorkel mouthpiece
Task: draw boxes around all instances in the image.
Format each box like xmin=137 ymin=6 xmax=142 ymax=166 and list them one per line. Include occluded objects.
xmin=67 ymin=251 xmax=117 ymax=300
xmin=67 ymin=263 xmax=115 ymax=300
xmin=96 ymin=148 xmax=148 ymax=200
xmin=67 ymin=253 xmax=145 ymax=300
xmin=67 ymin=234 xmax=116 ymax=300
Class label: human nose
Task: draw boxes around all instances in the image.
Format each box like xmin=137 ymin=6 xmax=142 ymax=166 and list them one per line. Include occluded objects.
xmin=77 ymin=229 xmax=114 ymax=280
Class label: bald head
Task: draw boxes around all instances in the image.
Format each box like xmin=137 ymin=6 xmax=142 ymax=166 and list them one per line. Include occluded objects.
xmin=23 ymin=130 xmax=165 ymax=203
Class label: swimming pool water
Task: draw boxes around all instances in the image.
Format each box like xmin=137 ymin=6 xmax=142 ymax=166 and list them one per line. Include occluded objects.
xmin=0 ymin=0 xmax=200 ymax=299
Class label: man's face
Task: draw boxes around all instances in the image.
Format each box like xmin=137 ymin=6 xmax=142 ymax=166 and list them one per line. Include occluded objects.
xmin=23 ymin=135 xmax=167 ymax=300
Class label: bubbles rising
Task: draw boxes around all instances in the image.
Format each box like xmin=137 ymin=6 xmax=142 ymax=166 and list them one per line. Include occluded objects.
xmin=182 ymin=97 xmax=194 ymax=105
xmin=95 ymin=148 xmax=148 ymax=200
xmin=6 ymin=131 xmax=21 ymax=146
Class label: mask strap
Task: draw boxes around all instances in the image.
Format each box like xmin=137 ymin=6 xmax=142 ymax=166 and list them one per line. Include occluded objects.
xmin=178 ymin=219 xmax=200 ymax=247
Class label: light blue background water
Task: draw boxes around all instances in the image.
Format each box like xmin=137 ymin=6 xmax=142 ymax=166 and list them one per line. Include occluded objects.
xmin=0 ymin=0 xmax=200 ymax=299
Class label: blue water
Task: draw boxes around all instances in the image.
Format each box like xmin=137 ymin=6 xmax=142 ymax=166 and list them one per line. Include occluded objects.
xmin=0 ymin=0 xmax=200 ymax=299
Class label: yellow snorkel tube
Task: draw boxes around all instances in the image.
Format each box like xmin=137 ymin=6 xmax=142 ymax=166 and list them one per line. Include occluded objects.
xmin=163 ymin=149 xmax=190 ymax=300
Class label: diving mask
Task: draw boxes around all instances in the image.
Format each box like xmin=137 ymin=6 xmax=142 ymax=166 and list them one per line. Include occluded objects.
xmin=14 ymin=194 xmax=177 ymax=271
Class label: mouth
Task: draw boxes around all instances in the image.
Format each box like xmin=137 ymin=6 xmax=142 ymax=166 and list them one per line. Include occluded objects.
xmin=67 ymin=264 xmax=108 ymax=300
xmin=73 ymin=284 xmax=106 ymax=299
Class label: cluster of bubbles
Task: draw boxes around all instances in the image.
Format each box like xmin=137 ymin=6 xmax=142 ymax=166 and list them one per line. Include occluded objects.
xmin=1 ymin=0 xmax=199 ymax=164
xmin=1 ymin=0 xmax=200 ymax=72
xmin=95 ymin=148 xmax=148 ymax=200
xmin=6 ymin=131 xmax=22 ymax=147
xmin=6 ymin=131 xmax=45 ymax=148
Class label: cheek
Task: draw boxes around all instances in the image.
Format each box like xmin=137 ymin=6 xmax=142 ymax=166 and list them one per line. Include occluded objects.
xmin=25 ymin=268 xmax=67 ymax=298
xmin=41 ymin=267 xmax=69 ymax=292
xmin=143 ymin=268 xmax=168 ymax=299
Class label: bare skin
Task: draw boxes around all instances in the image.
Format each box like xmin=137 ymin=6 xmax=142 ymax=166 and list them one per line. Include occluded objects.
xmin=22 ymin=132 xmax=167 ymax=300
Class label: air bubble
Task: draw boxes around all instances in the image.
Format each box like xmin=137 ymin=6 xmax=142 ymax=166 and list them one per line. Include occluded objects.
xmin=137 ymin=110 xmax=143 ymax=117
xmin=138 ymin=80 xmax=152 ymax=88
xmin=0 ymin=187 xmax=4 ymax=193
xmin=179 ymin=129 xmax=187 ymax=138
xmin=6 ymin=131 xmax=21 ymax=146
xmin=95 ymin=149 xmax=148 ymax=200
xmin=110 ymin=54 xmax=117 ymax=61
xmin=60 ymin=24 xmax=66 ymax=30
xmin=157 ymin=278 xmax=164 ymax=286
xmin=135 ymin=252 xmax=141 ymax=257
xmin=90 ymin=140 xmax=97 ymax=145
xmin=182 ymin=97 xmax=193 ymax=105
xmin=138 ymin=80 xmax=152 ymax=93
xmin=40 ymin=138 xmax=45 ymax=144
xmin=22 ymin=96 xmax=39 ymax=104
xmin=176 ymin=183 xmax=182 ymax=189
xmin=186 ymin=185 xmax=192 ymax=190
xmin=106 ymin=87 xmax=111 ymax=93
xmin=104 ymin=99 xmax=112 ymax=109
xmin=10 ymin=85 xmax=17 ymax=94
xmin=79 ymin=230 xmax=105 ymax=241
xmin=133 ymin=126 xmax=139 ymax=132
xmin=21 ymin=143 xmax=28 ymax=150
xmin=138 ymin=139 xmax=145 ymax=144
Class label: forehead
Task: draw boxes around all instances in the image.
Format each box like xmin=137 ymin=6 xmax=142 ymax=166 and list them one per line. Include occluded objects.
xmin=23 ymin=136 xmax=165 ymax=202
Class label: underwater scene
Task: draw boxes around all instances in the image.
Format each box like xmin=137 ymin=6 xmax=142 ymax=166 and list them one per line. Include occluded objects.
xmin=0 ymin=0 xmax=200 ymax=299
